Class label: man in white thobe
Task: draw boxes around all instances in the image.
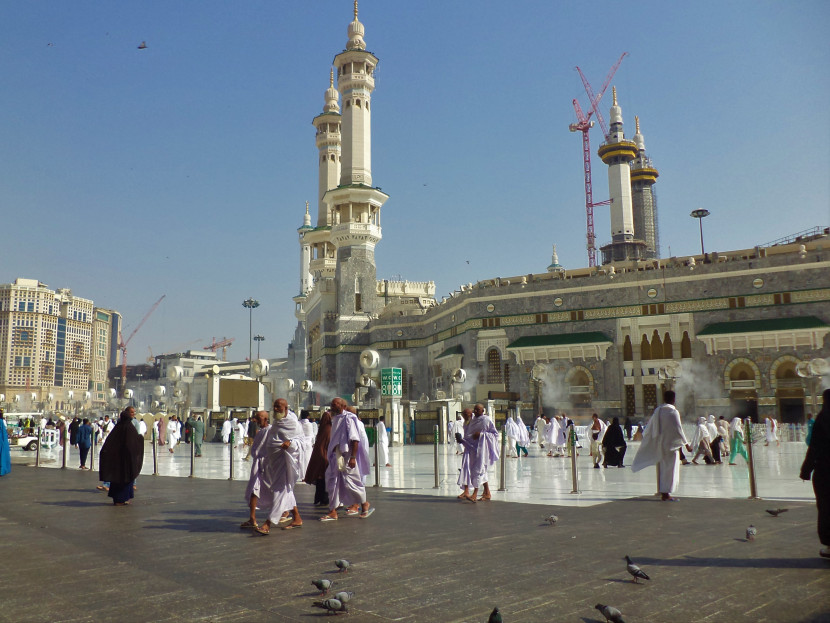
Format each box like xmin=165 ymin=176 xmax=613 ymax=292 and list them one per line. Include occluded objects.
xmin=256 ymin=399 xmax=306 ymax=533
xmin=632 ymin=390 xmax=693 ymax=501
xmin=534 ymin=414 xmax=546 ymax=448
xmin=221 ymin=419 xmax=232 ymax=444
xmin=691 ymin=416 xmax=714 ymax=464
xmin=375 ymin=415 xmax=390 ymax=467
xmin=514 ymin=413 xmax=530 ymax=457
xmin=456 ymin=404 xmax=500 ymax=502
xmin=321 ymin=398 xmax=373 ymax=521
xmin=241 ymin=410 xmax=271 ymax=529
xmin=504 ymin=415 xmax=519 ymax=458
xmin=299 ymin=411 xmax=315 ymax=477
xmin=453 ymin=415 xmax=465 ymax=454
xmin=765 ymin=417 xmax=780 ymax=447
xmin=545 ymin=415 xmax=560 ymax=457
xmin=590 ymin=413 xmax=607 ymax=468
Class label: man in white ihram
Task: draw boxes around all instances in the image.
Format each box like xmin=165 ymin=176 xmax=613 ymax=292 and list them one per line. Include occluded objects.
xmin=374 ymin=415 xmax=390 ymax=467
xmin=254 ymin=399 xmax=306 ymax=534
xmin=456 ymin=404 xmax=500 ymax=502
xmin=320 ymin=398 xmax=374 ymax=521
xmin=633 ymin=390 xmax=693 ymax=501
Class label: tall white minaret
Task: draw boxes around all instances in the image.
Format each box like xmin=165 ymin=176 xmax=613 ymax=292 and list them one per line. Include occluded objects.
xmin=597 ymin=87 xmax=645 ymax=263
xmin=630 ymin=116 xmax=660 ymax=259
xmin=314 ymin=69 xmax=341 ymax=227
xmin=298 ymin=201 xmax=313 ymax=294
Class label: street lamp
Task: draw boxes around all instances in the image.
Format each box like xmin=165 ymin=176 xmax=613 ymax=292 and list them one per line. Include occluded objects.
xmin=690 ymin=209 xmax=710 ymax=255
xmin=253 ymin=334 xmax=265 ymax=359
xmin=242 ymin=298 xmax=260 ymax=377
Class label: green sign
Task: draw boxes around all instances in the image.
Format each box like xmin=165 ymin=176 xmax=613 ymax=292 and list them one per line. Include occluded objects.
xmin=381 ymin=367 xmax=402 ymax=397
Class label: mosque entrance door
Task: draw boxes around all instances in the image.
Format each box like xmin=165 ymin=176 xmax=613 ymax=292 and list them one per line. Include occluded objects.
xmin=413 ymin=409 xmax=439 ymax=444
xmin=643 ymin=384 xmax=658 ymax=415
xmin=778 ymin=398 xmax=804 ymax=424
xmin=730 ymin=393 xmax=758 ymax=422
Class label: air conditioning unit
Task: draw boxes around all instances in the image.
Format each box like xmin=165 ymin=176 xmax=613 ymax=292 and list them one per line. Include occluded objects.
xmin=360 ymin=349 xmax=380 ymax=370
xmin=300 ymin=380 xmax=313 ymax=392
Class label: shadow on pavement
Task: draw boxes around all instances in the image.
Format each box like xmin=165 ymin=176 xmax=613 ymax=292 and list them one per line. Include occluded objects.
xmin=636 ymin=555 xmax=829 ymax=570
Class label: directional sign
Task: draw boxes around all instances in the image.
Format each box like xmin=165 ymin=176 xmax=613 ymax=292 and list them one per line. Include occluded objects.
xmin=381 ymin=368 xmax=402 ymax=397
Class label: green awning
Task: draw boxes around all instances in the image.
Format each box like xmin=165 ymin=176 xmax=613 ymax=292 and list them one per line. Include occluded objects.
xmin=435 ymin=345 xmax=464 ymax=359
xmin=507 ymin=332 xmax=612 ymax=348
xmin=697 ymin=316 xmax=827 ymax=336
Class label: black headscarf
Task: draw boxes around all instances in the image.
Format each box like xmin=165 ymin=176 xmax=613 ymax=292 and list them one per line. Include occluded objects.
xmin=602 ymin=417 xmax=626 ymax=450
xmin=99 ymin=410 xmax=144 ymax=484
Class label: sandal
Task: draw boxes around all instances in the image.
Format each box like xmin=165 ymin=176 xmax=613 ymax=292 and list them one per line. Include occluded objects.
xmin=345 ymin=509 xmax=360 ymax=516
xmin=477 ymin=495 xmax=491 ymax=501
xmin=254 ymin=525 xmax=271 ymax=535
xmin=240 ymin=520 xmax=258 ymax=529
xmin=359 ymin=507 xmax=375 ymax=519
xmin=282 ymin=523 xmax=303 ymax=530
xmin=319 ymin=515 xmax=338 ymax=522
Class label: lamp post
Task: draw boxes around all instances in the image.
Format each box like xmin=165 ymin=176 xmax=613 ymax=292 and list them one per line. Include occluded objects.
xmin=690 ymin=209 xmax=710 ymax=255
xmin=253 ymin=334 xmax=265 ymax=359
xmin=242 ymin=298 xmax=260 ymax=377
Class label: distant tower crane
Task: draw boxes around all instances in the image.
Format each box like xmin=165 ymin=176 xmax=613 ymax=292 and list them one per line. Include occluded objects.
xmin=204 ymin=337 xmax=235 ymax=362
xmin=118 ymin=295 xmax=166 ymax=391
xmin=569 ymin=52 xmax=627 ymax=267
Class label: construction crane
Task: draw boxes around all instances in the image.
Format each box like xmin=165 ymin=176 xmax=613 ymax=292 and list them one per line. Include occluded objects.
xmin=118 ymin=295 xmax=166 ymax=391
xmin=569 ymin=52 xmax=627 ymax=267
xmin=204 ymin=337 xmax=235 ymax=362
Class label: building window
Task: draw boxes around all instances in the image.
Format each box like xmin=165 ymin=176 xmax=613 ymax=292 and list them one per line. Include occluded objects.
xmin=640 ymin=334 xmax=652 ymax=361
xmin=641 ymin=304 xmax=665 ymax=316
xmin=663 ymin=333 xmax=673 ymax=359
xmin=483 ymin=317 xmax=500 ymax=328
xmin=623 ymin=335 xmax=633 ymax=361
xmin=681 ymin=331 xmax=692 ymax=358
xmin=728 ymin=296 xmax=746 ymax=308
xmin=392 ymin=340 xmax=406 ymax=349
xmin=773 ymin=292 xmax=791 ymax=305
xmin=486 ymin=349 xmax=502 ymax=383
xmin=570 ymin=310 xmax=584 ymax=321
xmin=535 ymin=313 xmax=548 ymax=324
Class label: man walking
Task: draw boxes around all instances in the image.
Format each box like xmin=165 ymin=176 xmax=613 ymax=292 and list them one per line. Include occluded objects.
xmin=240 ymin=410 xmax=271 ymax=530
xmin=456 ymin=404 xmax=500 ymax=502
xmin=320 ymin=398 xmax=373 ymax=521
xmin=375 ymin=415 xmax=390 ymax=467
xmin=632 ymin=390 xmax=692 ymax=501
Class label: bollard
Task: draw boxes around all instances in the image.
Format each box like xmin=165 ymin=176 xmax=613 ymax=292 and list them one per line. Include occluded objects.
xmin=745 ymin=417 xmax=760 ymax=499
xmin=498 ymin=424 xmax=507 ymax=492
xmin=189 ymin=427 xmax=195 ymax=478
xmin=61 ymin=427 xmax=68 ymax=469
xmin=152 ymin=426 xmax=158 ymax=475
xmin=374 ymin=423 xmax=381 ymax=485
xmin=229 ymin=430 xmax=235 ymax=481
xmin=569 ymin=425 xmax=580 ymax=494
xmin=433 ymin=425 xmax=439 ymax=489
xmin=35 ymin=426 xmax=41 ymax=468
xmin=90 ymin=431 xmax=96 ymax=471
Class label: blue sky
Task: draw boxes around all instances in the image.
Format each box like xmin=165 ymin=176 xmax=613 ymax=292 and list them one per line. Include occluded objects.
xmin=2 ymin=1 xmax=828 ymax=365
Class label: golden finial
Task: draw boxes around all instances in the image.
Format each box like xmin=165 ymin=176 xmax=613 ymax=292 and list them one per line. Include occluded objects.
xmin=612 ymin=86 xmax=617 ymax=106
xmin=305 ymin=200 xmax=310 ymax=214
xmin=635 ymin=116 xmax=640 ymax=133
xmin=330 ymin=68 xmax=334 ymax=87
xmin=354 ymin=0 xmax=358 ymax=20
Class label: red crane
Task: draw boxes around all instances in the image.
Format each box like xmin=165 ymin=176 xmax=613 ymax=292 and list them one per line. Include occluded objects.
xmin=204 ymin=336 xmax=235 ymax=362
xmin=118 ymin=295 xmax=166 ymax=391
xmin=569 ymin=53 xmax=627 ymax=267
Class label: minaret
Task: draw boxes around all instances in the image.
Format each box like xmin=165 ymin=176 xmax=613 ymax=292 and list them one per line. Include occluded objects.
xmin=597 ymin=88 xmax=646 ymax=264
xmin=293 ymin=202 xmax=314 ymax=322
xmin=324 ymin=1 xmax=389 ymax=318
xmin=630 ymin=116 xmax=660 ymax=259
xmin=547 ymin=244 xmax=564 ymax=274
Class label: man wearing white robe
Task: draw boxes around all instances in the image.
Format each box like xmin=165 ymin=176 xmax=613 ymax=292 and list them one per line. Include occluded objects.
xmin=166 ymin=416 xmax=180 ymax=453
xmin=514 ymin=413 xmax=530 ymax=457
xmin=456 ymin=404 xmax=500 ymax=502
xmin=321 ymin=398 xmax=374 ymax=521
xmin=590 ymin=413 xmax=607 ymax=468
xmin=765 ymin=417 xmax=780 ymax=447
xmin=691 ymin=416 xmax=714 ymax=464
xmin=375 ymin=415 xmax=390 ymax=467
xmin=236 ymin=419 xmax=247 ymax=449
xmin=221 ymin=419 xmax=232 ymax=444
xmin=556 ymin=415 xmax=569 ymax=456
xmin=241 ymin=410 xmax=271 ymax=529
xmin=632 ymin=390 xmax=692 ymax=501
xmin=299 ymin=411 xmax=314 ymax=477
xmin=534 ymin=414 xmax=547 ymax=448
xmin=256 ymin=399 xmax=307 ymax=533
xmin=504 ymin=416 xmax=519 ymax=458
xmin=546 ymin=415 xmax=561 ymax=457
xmin=453 ymin=415 xmax=465 ymax=454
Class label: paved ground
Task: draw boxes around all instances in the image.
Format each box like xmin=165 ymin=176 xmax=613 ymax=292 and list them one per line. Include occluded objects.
xmin=0 ymin=462 xmax=828 ymax=622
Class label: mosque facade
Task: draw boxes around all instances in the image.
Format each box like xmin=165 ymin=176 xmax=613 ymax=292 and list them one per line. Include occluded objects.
xmin=286 ymin=5 xmax=830 ymax=428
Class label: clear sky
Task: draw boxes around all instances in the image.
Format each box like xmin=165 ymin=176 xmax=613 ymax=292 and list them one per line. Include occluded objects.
xmin=3 ymin=1 xmax=829 ymax=366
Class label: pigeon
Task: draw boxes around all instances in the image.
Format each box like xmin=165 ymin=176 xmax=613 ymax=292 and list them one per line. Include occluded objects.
xmin=746 ymin=525 xmax=757 ymax=541
xmin=334 ymin=591 xmax=354 ymax=604
xmin=137 ymin=41 xmax=147 ymax=49
xmin=545 ymin=514 xmax=558 ymax=526
xmin=765 ymin=508 xmax=788 ymax=517
xmin=488 ymin=607 xmax=503 ymax=623
xmin=624 ymin=555 xmax=650 ymax=583
xmin=334 ymin=559 xmax=351 ymax=573
xmin=311 ymin=579 xmax=333 ymax=595
xmin=595 ymin=603 xmax=626 ymax=623
xmin=312 ymin=598 xmax=347 ymax=614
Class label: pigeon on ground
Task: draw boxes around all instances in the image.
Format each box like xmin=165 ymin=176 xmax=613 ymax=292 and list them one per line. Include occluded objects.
xmin=334 ymin=591 xmax=354 ymax=604
xmin=311 ymin=579 xmax=334 ymax=595
xmin=545 ymin=514 xmax=558 ymax=526
xmin=488 ymin=607 xmax=503 ymax=623
xmin=334 ymin=559 xmax=351 ymax=572
xmin=312 ymin=598 xmax=347 ymax=614
xmin=595 ymin=603 xmax=626 ymax=623
xmin=746 ymin=525 xmax=757 ymax=541
xmin=765 ymin=508 xmax=788 ymax=517
xmin=624 ymin=555 xmax=650 ymax=583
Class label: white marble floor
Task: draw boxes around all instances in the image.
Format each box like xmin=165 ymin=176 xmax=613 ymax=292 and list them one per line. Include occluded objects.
xmin=24 ymin=436 xmax=815 ymax=508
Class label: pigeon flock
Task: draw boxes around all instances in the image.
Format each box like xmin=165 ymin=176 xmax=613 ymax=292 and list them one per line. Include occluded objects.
xmin=311 ymin=560 xmax=356 ymax=615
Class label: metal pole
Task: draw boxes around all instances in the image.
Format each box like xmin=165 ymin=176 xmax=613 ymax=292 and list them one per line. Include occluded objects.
xmin=35 ymin=426 xmax=41 ymax=468
xmin=698 ymin=217 xmax=705 ymax=255
xmin=498 ymin=424 xmax=507 ymax=492
xmin=569 ymin=425 xmax=580 ymax=494
xmin=152 ymin=425 xmax=158 ymax=475
xmin=189 ymin=420 xmax=195 ymax=478
xmin=373 ymin=423 xmax=380 ymax=488
xmin=745 ymin=417 xmax=760 ymax=499
xmin=229 ymin=429 xmax=234 ymax=481
xmin=433 ymin=424 xmax=439 ymax=489
xmin=61 ymin=426 xmax=67 ymax=469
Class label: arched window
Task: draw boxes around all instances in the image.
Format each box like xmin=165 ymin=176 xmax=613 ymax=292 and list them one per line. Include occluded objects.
xmin=487 ymin=349 xmax=502 ymax=383
xmin=640 ymin=335 xmax=651 ymax=360
xmin=623 ymin=335 xmax=633 ymax=361
xmin=681 ymin=331 xmax=692 ymax=358
xmin=651 ymin=330 xmax=663 ymax=359
xmin=663 ymin=333 xmax=673 ymax=359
